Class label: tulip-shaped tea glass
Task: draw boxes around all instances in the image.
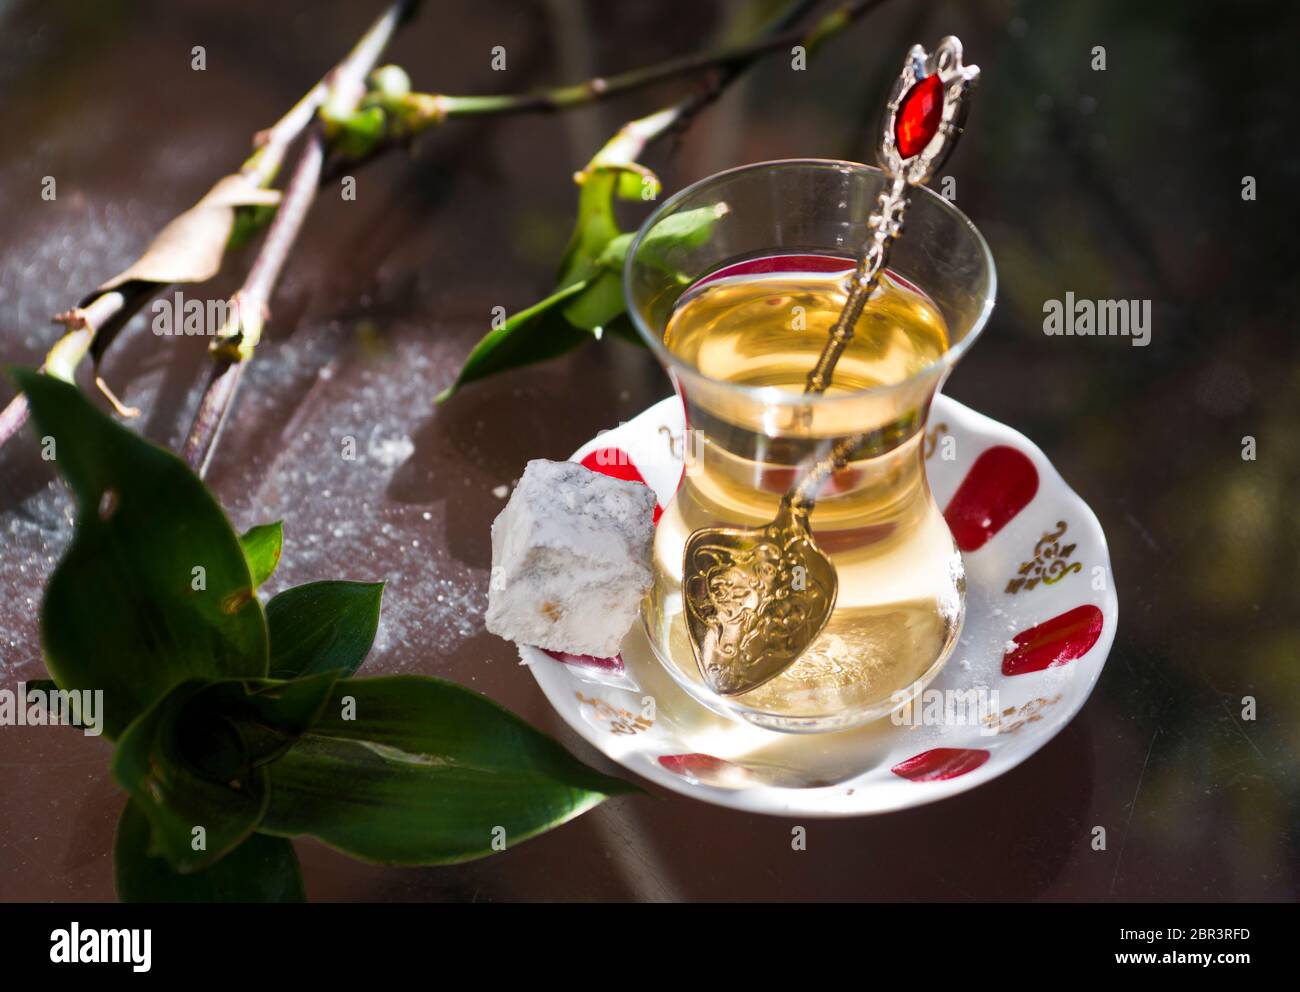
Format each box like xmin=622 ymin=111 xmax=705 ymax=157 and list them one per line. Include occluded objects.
xmin=624 ymin=159 xmax=996 ymax=733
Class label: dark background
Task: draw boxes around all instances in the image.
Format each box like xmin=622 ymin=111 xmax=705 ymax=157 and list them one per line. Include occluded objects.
xmin=0 ymin=0 xmax=1296 ymax=901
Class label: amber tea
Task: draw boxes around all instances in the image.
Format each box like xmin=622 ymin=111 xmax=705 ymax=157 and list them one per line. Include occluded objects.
xmin=647 ymin=256 xmax=965 ymax=729
xmin=664 ymin=264 xmax=949 ymax=392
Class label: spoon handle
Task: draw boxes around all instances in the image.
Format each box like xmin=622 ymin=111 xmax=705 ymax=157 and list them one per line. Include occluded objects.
xmin=804 ymin=173 xmax=910 ymax=395
xmin=804 ymin=37 xmax=979 ymax=398
xmin=785 ymin=433 xmax=865 ymax=514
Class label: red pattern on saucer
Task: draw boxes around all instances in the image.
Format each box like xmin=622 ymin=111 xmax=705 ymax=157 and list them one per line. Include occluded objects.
xmin=891 ymin=747 xmax=990 ymax=782
xmin=542 ymin=648 xmax=624 ymax=673
xmin=944 ymin=444 xmax=1039 ymax=551
xmin=1002 ymin=605 xmax=1104 ymax=676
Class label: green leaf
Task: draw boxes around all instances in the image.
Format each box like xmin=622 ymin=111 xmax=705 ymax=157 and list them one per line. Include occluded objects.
xmin=260 ymin=675 xmax=637 ymax=865
xmin=322 ymin=105 xmax=387 ymax=158
xmin=111 ymin=673 xmax=338 ymax=872
xmin=15 ymin=370 xmax=268 ymax=740
xmin=556 ymin=170 xmax=624 ymax=287
xmin=115 ymin=800 xmax=304 ymax=903
xmin=635 ymin=204 xmax=720 ymax=265
xmin=560 ymin=232 xmax=640 ymax=333
xmin=435 ymin=282 xmax=592 ymax=402
xmin=596 ymin=231 xmax=635 ymax=270
xmin=559 ymin=270 xmax=625 ymax=334
xmin=112 ymin=680 xmax=268 ymax=873
xmin=266 ymin=580 xmax=384 ymax=680
xmin=226 ymin=202 xmax=279 ymax=252
xmin=437 ymin=113 xmax=675 ymax=400
xmin=239 ymin=521 xmax=283 ymax=587
xmin=198 ymin=671 xmax=343 ymax=767
xmin=615 ymin=166 xmax=660 ymax=202
xmin=554 ymin=161 xmax=654 ymax=334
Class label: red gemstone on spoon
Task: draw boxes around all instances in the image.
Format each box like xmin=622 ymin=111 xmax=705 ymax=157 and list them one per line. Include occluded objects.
xmin=895 ymin=74 xmax=943 ymax=158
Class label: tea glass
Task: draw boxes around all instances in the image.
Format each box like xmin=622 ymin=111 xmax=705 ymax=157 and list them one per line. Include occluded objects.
xmin=623 ymin=159 xmax=996 ymax=732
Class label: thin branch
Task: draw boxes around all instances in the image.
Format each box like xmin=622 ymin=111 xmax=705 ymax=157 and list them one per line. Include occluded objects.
xmin=182 ymin=142 xmax=325 ymax=475
xmin=243 ymin=83 xmax=331 ymax=188
xmin=537 ymin=0 xmax=894 ymax=177
xmin=0 ymin=12 xmax=349 ymax=454
xmin=663 ymin=0 xmax=894 ymax=146
xmin=181 ymin=0 xmax=414 ymax=476
xmin=0 ymin=388 xmax=32 ymax=450
xmin=432 ymin=0 xmax=885 ymax=119
xmin=327 ymin=0 xmax=885 ymax=179
xmin=6 ymin=0 xmax=890 ymax=460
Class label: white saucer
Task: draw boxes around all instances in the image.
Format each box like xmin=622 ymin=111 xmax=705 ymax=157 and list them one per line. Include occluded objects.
xmin=521 ymin=394 xmax=1118 ymax=816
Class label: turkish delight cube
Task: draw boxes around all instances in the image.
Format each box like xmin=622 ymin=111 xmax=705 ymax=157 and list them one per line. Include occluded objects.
xmin=485 ymin=459 xmax=656 ymax=657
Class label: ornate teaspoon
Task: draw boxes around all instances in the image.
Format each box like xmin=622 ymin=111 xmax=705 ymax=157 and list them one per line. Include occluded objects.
xmin=683 ymin=36 xmax=979 ymax=697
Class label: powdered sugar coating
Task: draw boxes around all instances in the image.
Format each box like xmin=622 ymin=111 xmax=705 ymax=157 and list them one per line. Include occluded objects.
xmin=485 ymin=459 xmax=655 ymax=657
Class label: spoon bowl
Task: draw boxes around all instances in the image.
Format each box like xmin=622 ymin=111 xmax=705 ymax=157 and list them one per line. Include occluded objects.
xmin=683 ymin=496 xmax=837 ymax=696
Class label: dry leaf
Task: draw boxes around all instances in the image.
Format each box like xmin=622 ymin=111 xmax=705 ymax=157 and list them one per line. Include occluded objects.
xmin=95 ymin=174 xmax=281 ymax=293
